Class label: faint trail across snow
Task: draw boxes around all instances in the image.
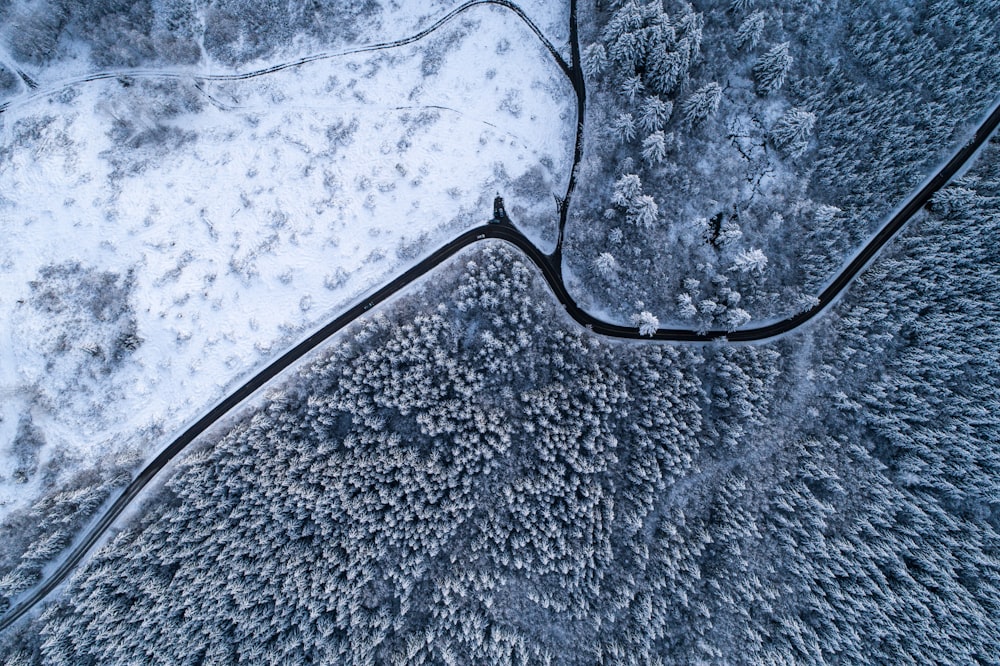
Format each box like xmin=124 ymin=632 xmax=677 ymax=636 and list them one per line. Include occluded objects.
xmin=0 ymin=0 xmax=571 ymax=116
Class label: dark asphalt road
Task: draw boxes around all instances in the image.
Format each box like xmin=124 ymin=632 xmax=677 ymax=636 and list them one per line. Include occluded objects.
xmin=2 ymin=0 xmax=1000 ymax=635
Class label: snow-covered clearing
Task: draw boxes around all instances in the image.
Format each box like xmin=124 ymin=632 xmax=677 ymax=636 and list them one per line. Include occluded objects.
xmin=0 ymin=2 xmax=574 ymax=516
xmin=367 ymin=0 xmax=570 ymax=58
xmin=0 ymin=1 xmax=570 ymax=88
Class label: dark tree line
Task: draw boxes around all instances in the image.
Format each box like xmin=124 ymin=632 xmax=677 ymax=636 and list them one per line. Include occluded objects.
xmin=0 ymin=0 xmax=382 ymax=69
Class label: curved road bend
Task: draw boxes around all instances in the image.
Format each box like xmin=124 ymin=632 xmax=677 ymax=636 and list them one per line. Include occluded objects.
xmin=0 ymin=0 xmax=578 ymax=634
xmin=0 ymin=0 xmax=571 ymax=116
xmin=3 ymin=0 xmax=1000 ymax=633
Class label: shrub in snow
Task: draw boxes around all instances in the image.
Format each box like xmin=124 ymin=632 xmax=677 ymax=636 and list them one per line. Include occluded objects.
xmin=0 ymin=66 xmax=20 ymax=94
xmin=23 ymin=262 xmax=141 ymax=380
xmin=9 ymin=417 xmax=45 ymax=484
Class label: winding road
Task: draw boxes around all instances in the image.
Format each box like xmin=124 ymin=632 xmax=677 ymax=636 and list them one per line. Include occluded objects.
xmin=0 ymin=0 xmax=570 ymax=116
xmin=2 ymin=0 xmax=1000 ymax=634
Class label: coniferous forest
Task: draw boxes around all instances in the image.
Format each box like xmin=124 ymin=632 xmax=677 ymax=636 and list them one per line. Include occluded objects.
xmin=568 ymin=0 xmax=1000 ymax=326
xmin=4 ymin=139 xmax=1000 ymax=662
xmin=2 ymin=0 xmax=1000 ymax=663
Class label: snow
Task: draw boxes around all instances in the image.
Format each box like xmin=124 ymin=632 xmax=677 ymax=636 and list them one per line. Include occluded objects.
xmin=0 ymin=2 xmax=574 ymax=516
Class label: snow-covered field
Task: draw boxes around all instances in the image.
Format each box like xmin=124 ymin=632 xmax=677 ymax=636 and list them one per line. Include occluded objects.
xmin=0 ymin=2 xmax=574 ymax=516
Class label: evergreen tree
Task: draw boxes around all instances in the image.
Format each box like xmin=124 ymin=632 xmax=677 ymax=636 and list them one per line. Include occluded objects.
xmin=632 ymin=310 xmax=659 ymax=336
xmin=638 ymin=96 xmax=672 ymax=133
xmin=753 ymin=42 xmax=792 ymax=95
xmin=771 ymin=107 xmax=816 ymax=156
xmin=594 ymin=252 xmax=618 ymax=278
xmin=732 ymin=247 xmax=768 ymax=275
xmin=628 ymin=194 xmax=659 ymax=228
xmin=641 ymin=131 xmax=668 ymax=165
xmin=735 ymin=11 xmax=765 ymax=50
xmin=611 ymin=112 xmax=637 ymax=144
xmin=681 ymin=82 xmax=722 ymax=124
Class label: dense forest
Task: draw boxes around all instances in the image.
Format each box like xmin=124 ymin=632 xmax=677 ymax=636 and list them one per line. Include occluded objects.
xmin=567 ymin=0 xmax=1000 ymax=327
xmin=4 ymin=138 xmax=999 ymax=662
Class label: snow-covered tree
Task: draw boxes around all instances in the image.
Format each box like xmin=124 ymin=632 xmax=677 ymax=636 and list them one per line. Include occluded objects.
xmin=612 ymin=173 xmax=643 ymax=208
xmin=736 ymin=11 xmax=765 ymax=50
xmin=771 ymin=107 xmax=816 ymax=155
xmin=681 ymin=82 xmax=722 ymax=125
xmin=594 ymin=252 xmax=618 ymax=278
xmin=753 ymin=42 xmax=792 ymax=95
xmin=628 ymin=194 xmax=659 ymax=228
xmin=600 ymin=0 xmax=702 ymax=96
xmin=646 ymin=5 xmax=703 ymax=95
xmin=723 ymin=307 xmax=751 ymax=330
xmin=612 ymin=112 xmax=637 ymax=144
xmin=732 ymin=248 xmax=768 ymax=275
xmin=642 ymin=131 xmax=668 ymax=165
xmin=632 ymin=310 xmax=659 ymax=336
xmin=603 ymin=1 xmax=645 ymax=68
xmin=620 ymin=74 xmax=644 ymax=102
xmin=678 ymin=293 xmax=698 ymax=318
xmin=639 ymin=96 xmax=672 ymax=133
xmin=583 ymin=43 xmax=607 ymax=78
xmin=717 ymin=220 xmax=743 ymax=246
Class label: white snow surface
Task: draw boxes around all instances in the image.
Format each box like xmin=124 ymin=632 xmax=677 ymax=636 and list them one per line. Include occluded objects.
xmin=0 ymin=2 xmax=574 ymax=516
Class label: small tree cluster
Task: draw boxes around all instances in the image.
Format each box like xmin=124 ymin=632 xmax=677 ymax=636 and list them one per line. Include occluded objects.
xmin=595 ymin=0 xmax=703 ymax=96
xmin=676 ymin=269 xmax=752 ymax=332
xmin=611 ymin=173 xmax=659 ymax=227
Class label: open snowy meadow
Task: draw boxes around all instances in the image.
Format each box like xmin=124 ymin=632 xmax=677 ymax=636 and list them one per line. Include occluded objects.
xmin=0 ymin=1 xmax=574 ymax=519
